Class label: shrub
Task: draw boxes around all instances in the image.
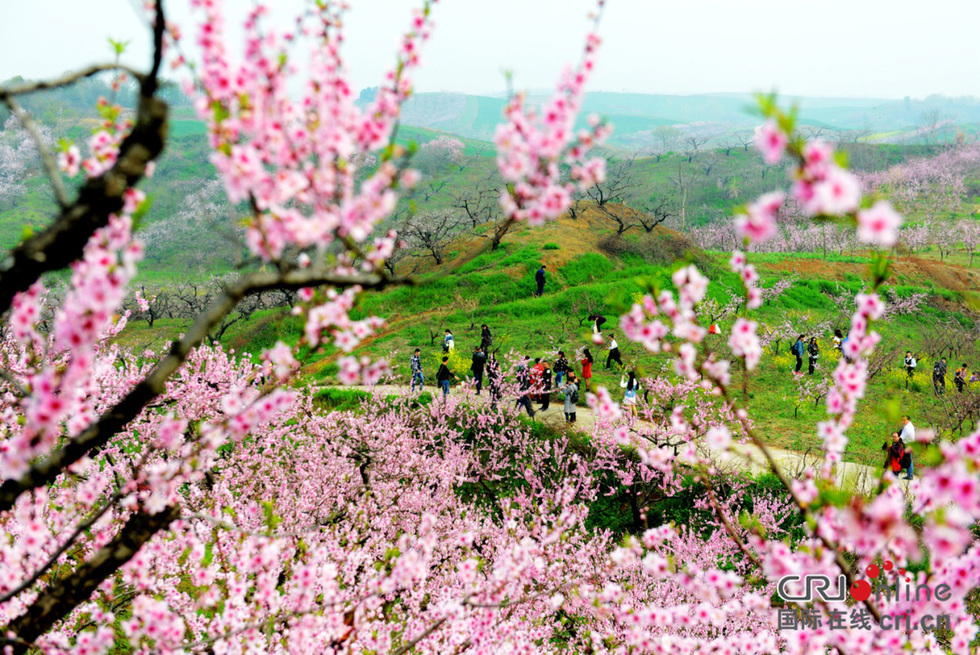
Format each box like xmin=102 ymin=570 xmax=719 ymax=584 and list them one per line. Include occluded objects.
xmin=561 ymin=253 xmax=615 ymax=286
xmin=597 ymin=230 xmax=704 ymax=268
xmin=314 ymin=388 xmax=371 ymax=412
xmin=543 ymin=242 xmax=560 ymax=250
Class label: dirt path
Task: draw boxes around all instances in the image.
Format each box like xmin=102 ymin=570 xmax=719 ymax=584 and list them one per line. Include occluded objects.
xmin=319 ymin=384 xmax=908 ymax=496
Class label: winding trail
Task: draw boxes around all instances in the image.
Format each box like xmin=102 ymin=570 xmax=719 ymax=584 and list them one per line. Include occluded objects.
xmin=320 ymin=383 xmax=912 ymax=496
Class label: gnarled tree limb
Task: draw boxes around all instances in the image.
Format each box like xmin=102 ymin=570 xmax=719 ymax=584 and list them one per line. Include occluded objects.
xmin=0 ymin=269 xmax=409 ymax=512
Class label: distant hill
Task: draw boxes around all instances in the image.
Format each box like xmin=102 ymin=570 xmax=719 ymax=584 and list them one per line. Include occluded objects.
xmin=394 ymin=91 xmax=980 ymax=147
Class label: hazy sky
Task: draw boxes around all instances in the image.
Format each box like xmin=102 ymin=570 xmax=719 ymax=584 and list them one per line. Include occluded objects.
xmin=2 ymin=1 xmax=979 ymax=99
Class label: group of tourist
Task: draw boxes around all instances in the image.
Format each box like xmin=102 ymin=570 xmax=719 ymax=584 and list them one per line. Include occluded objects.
xmin=413 ymin=315 xmax=643 ymax=423
xmin=788 ymin=332 xmax=977 ymax=399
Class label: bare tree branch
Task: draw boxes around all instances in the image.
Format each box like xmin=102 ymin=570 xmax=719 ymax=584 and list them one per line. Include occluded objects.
xmin=2 ymin=506 xmax=180 ymax=654
xmin=0 ymin=1 xmax=170 ymax=315
xmin=0 ymin=64 xmax=145 ymax=99
xmin=0 ymin=494 xmax=121 ymax=605
xmin=0 ymin=269 xmax=409 ymax=512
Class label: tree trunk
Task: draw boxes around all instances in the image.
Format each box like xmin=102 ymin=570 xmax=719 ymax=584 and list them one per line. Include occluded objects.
xmin=4 ymin=506 xmax=179 ymax=654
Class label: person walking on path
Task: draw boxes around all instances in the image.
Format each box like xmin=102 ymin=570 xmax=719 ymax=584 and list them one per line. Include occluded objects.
xmin=605 ymin=334 xmax=623 ymax=370
xmin=561 ymin=373 xmax=579 ymax=423
xmin=470 ymin=346 xmax=487 ymax=395
xmin=486 ymin=353 xmax=501 ymax=410
xmin=480 ymin=324 xmax=493 ymax=351
xmin=806 ymin=337 xmax=819 ymax=375
xmin=531 ymin=358 xmax=544 ymax=402
xmin=904 ymin=351 xmax=917 ymax=387
xmin=554 ymin=351 xmax=569 ymax=386
xmin=588 ymin=314 xmax=607 ymax=334
xmin=534 ymin=265 xmax=547 ymax=297
xmin=899 ymin=415 xmax=916 ymax=480
xmin=515 ymin=357 xmax=536 ymax=418
xmin=955 ymin=363 xmax=968 ymax=393
xmin=540 ymin=361 xmax=553 ymax=411
xmin=580 ymin=348 xmax=594 ymax=393
xmin=443 ymin=329 xmax=455 ymax=353
xmin=882 ymin=432 xmax=905 ymax=478
xmin=436 ymin=356 xmax=459 ymax=398
xmin=791 ymin=334 xmax=805 ymax=374
xmin=621 ymin=371 xmax=640 ymax=418
xmin=410 ymin=348 xmax=424 ymax=391
xmin=933 ymin=357 xmax=948 ymax=396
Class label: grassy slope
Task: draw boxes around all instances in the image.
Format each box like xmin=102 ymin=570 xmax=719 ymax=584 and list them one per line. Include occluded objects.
xmin=113 ymin=206 xmax=980 ymax=470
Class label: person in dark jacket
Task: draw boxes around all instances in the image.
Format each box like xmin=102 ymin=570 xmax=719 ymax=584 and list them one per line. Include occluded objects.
xmin=410 ymin=348 xmax=424 ymax=391
xmin=486 ymin=353 xmax=502 ymax=410
xmin=436 ymin=356 xmax=459 ymax=398
xmin=588 ymin=314 xmax=607 ymax=334
xmin=561 ymin=373 xmax=579 ymax=423
xmin=955 ymin=363 xmax=968 ymax=393
xmin=470 ymin=346 xmax=487 ymax=395
xmin=480 ymin=324 xmax=493 ymax=351
xmin=791 ymin=334 xmax=805 ymax=373
xmin=554 ymin=351 xmax=569 ymax=386
xmin=515 ymin=357 xmax=535 ymax=417
xmin=881 ymin=432 xmax=905 ymax=478
xmin=806 ymin=337 xmax=819 ymax=376
xmin=534 ymin=265 xmax=546 ymax=297
xmin=539 ymin=361 xmax=553 ymax=411
xmin=933 ymin=357 xmax=948 ymax=396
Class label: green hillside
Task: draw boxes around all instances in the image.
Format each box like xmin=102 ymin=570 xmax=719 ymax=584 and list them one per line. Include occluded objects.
xmin=117 ymin=204 xmax=980 ymax=472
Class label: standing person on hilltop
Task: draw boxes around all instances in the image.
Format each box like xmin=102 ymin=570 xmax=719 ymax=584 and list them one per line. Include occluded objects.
xmin=436 ymin=356 xmax=460 ymax=399
xmin=807 ymin=337 xmax=819 ymax=376
xmin=443 ymin=329 xmax=455 ymax=354
xmin=410 ymin=348 xmax=424 ymax=392
xmin=904 ymin=351 xmax=917 ymax=387
xmin=605 ymin=333 xmax=623 ymax=370
xmin=955 ymin=363 xmax=969 ymax=393
xmin=540 ymin=361 xmax=553 ymax=411
xmin=480 ymin=324 xmax=493 ymax=351
xmin=933 ymin=356 xmax=948 ymax=396
xmin=588 ymin=314 xmax=607 ymax=334
xmin=534 ymin=265 xmax=547 ymax=297
xmin=791 ymin=334 xmax=805 ymax=374
xmin=580 ymin=347 xmax=594 ymax=393
xmin=554 ymin=351 xmax=569 ymax=387
xmin=561 ymin=373 xmax=579 ymax=423
xmin=470 ymin=346 xmax=487 ymax=395
xmin=486 ymin=353 xmax=502 ymax=410
xmin=515 ymin=356 xmax=536 ymax=418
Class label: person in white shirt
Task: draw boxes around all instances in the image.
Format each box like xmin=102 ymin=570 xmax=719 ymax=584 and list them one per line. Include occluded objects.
xmin=899 ymin=415 xmax=915 ymax=443
xmin=605 ymin=334 xmax=623 ymax=370
xmin=904 ymin=351 xmax=917 ymax=387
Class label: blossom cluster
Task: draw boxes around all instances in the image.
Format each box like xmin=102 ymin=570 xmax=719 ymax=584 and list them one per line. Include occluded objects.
xmin=495 ymin=6 xmax=610 ymax=226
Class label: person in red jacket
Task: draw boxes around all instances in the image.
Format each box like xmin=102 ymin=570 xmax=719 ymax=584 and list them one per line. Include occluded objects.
xmin=580 ymin=348 xmax=594 ymax=393
xmin=531 ymin=358 xmax=544 ymax=402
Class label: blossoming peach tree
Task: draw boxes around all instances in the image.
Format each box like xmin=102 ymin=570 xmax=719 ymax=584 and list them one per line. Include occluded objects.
xmin=0 ymin=2 xmax=979 ymax=654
